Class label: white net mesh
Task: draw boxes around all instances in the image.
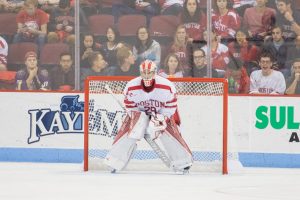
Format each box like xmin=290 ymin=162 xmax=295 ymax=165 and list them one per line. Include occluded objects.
xmin=85 ymin=77 xmax=239 ymax=173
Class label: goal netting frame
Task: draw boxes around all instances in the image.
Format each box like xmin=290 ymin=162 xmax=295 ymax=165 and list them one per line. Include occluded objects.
xmin=84 ymin=76 xmax=235 ymax=174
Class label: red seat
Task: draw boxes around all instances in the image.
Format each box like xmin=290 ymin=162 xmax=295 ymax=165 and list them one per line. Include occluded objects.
xmin=117 ymin=15 xmax=147 ymax=37
xmin=0 ymin=71 xmax=16 ymax=83
xmin=39 ymin=43 xmax=70 ymax=67
xmin=0 ymin=70 xmax=16 ymax=90
xmin=0 ymin=13 xmax=17 ymax=36
xmin=7 ymin=42 xmax=38 ymax=70
xmin=149 ymin=15 xmax=179 ymax=44
xmin=118 ymin=14 xmax=147 ymax=44
xmin=88 ymin=15 xmax=114 ymax=37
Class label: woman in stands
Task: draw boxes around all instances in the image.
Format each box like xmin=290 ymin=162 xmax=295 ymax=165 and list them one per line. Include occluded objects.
xmin=179 ymin=0 xmax=206 ymax=42
xmin=100 ymin=26 xmax=123 ymax=67
xmin=168 ymin=25 xmax=191 ymax=71
xmin=158 ymin=53 xmax=185 ymax=78
xmin=133 ymin=26 xmax=161 ymax=70
xmin=228 ymin=28 xmax=259 ymax=75
xmin=80 ymin=33 xmax=100 ymax=68
xmin=212 ymin=0 xmax=241 ymax=43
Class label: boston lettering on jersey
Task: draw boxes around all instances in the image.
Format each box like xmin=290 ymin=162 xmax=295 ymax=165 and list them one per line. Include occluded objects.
xmin=136 ymin=99 xmax=165 ymax=108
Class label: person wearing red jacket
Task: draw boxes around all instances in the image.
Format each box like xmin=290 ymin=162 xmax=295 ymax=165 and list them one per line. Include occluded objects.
xmin=212 ymin=0 xmax=241 ymax=43
xmin=179 ymin=0 xmax=206 ymax=42
xmin=228 ymin=28 xmax=259 ymax=75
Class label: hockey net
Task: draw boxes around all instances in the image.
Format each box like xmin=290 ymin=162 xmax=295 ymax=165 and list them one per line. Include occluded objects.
xmin=84 ymin=76 xmax=240 ymax=174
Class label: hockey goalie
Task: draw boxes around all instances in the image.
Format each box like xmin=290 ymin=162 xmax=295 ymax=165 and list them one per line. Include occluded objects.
xmin=104 ymin=60 xmax=193 ymax=173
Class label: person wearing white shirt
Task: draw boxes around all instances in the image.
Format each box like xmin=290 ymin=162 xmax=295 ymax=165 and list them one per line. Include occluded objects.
xmin=250 ymin=52 xmax=286 ymax=94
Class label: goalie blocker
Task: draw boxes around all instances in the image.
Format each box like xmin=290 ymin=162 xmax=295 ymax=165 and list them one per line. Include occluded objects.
xmin=104 ymin=60 xmax=193 ymax=173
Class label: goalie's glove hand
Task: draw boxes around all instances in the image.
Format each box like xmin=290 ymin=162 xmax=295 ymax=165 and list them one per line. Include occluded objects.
xmin=146 ymin=114 xmax=167 ymax=140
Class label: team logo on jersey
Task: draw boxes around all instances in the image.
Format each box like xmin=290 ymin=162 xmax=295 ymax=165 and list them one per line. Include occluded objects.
xmin=27 ymin=95 xmax=84 ymax=144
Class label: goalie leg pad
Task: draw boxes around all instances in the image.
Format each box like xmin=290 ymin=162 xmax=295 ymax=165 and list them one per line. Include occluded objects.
xmin=159 ymin=133 xmax=193 ymax=171
xmin=158 ymin=119 xmax=193 ymax=171
xmin=104 ymin=136 xmax=137 ymax=171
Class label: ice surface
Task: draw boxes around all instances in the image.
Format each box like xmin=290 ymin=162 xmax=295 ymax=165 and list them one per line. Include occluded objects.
xmin=0 ymin=162 xmax=299 ymax=200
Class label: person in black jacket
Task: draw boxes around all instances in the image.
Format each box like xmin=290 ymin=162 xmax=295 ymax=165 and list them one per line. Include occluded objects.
xmin=50 ymin=52 xmax=75 ymax=91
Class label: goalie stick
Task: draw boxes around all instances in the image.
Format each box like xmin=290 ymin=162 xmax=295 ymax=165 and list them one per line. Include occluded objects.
xmin=104 ymin=84 xmax=173 ymax=170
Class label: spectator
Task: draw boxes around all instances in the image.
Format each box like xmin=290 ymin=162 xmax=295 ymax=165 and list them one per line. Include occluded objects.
xmin=228 ymin=28 xmax=259 ymax=75
xmin=80 ymin=51 xmax=114 ymax=90
xmin=112 ymin=0 xmax=160 ymax=23
xmin=179 ymin=0 xmax=206 ymax=42
xmin=286 ymin=35 xmax=300 ymax=69
xmin=114 ymin=45 xmax=139 ymax=76
xmin=13 ymin=0 xmax=49 ymax=52
xmin=225 ymin=56 xmax=250 ymax=94
xmin=233 ymin=0 xmax=255 ymax=17
xmin=100 ymin=26 xmax=123 ymax=67
xmin=189 ymin=48 xmax=218 ymax=78
xmin=249 ymin=52 xmax=286 ymax=94
xmin=275 ymin=0 xmax=300 ymax=42
xmin=15 ymin=51 xmax=50 ymax=90
xmin=80 ymin=0 xmax=101 ymax=16
xmin=133 ymin=26 xmax=161 ymax=70
xmin=285 ymin=58 xmax=300 ymax=94
xmin=243 ymin=0 xmax=276 ymax=46
xmin=169 ymin=25 xmax=191 ymax=71
xmin=0 ymin=36 xmax=8 ymax=71
xmin=158 ymin=53 xmax=184 ymax=78
xmin=38 ymin=0 xmax=59 ymax=14
xmin=80 ymin=33 xmax=100 ymax=68
xmin=50 ymin=52 xmax=74 ymax=90
xmin=0 ymin=0 xmax=24 ymax=13
xmin=48 ymin=0 xmax=75 ymax=43
xmin=212 ymin=0 xmax=241 ymax=43
xmin=261 ymin=26 xmax=290 ymax=78
xmin=201 ymin=30 xmax=230 ymax=77
xmin=160 ymin=0 xmax=184 ymax=16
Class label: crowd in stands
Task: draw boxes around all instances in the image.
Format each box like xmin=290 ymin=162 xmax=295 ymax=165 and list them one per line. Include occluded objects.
xmin=0 ymin=0 xmax=299 ymax=95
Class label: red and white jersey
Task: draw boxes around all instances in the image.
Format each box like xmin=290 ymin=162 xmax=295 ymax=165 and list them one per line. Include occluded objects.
xmin=212 ymin=9 xmax=241 ymax=38
xmin=123 ymin=75 xmax=177 ymax=118
xmin=0 ymin=36 xmax=8 ymax=66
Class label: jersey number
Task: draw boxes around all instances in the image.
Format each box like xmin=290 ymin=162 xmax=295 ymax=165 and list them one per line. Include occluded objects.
xmin=145 ymin=106 xmax=157 ymax=115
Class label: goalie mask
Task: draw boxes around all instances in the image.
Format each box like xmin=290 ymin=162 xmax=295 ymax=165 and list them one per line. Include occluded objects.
xmin=140 ymin=60 xmax=157 ymax=87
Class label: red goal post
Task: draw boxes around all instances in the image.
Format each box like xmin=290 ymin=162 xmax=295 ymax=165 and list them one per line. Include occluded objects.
xmin=84 ymin=76 xmax=231 ymax=174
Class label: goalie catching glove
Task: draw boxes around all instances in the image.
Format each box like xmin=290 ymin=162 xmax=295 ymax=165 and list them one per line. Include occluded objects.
xmin=146 ymin=114 xmax=168 ymax=140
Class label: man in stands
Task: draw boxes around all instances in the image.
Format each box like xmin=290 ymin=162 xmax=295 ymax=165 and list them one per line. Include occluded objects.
xmin=189 ymin=48 xmax=217 ymax=77
xmin=243 ymin=0 xmax=276 ymax=46
xmin=13 ymin=0 xmax=48 ymax=52
xmin=50 ymin=52 xmax=74 ymax=91
xmin=104 ymin=60 xmax=193 ymax=173
xmin=261 ymin=26 xmax=289 ymax=78
xmin=15 ymin=51 xmax=50 ymax=90
xmin=249 ymin=52 xmax=286 ymax=94
xmin=285 ymin=58 xmax=300 ymax=95
xmin=275 ymin=0 xmax=300 ymax=41
xmin=113 ymin=46 xmax=139 ymax=76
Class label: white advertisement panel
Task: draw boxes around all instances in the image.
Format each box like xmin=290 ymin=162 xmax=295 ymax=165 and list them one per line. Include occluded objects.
xmin=0 ymin=91 xmax=299 ymax=167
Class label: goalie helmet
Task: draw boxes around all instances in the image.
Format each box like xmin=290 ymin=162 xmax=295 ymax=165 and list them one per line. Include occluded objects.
xmin=139 ymin=60 xmax=157 ymax=87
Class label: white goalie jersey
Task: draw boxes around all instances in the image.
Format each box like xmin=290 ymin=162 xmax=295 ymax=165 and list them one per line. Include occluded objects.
xmin=123 ymin=75 xmax=177 ymax=118
xmin=104 ymin=75 xmax=192 ymax=172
